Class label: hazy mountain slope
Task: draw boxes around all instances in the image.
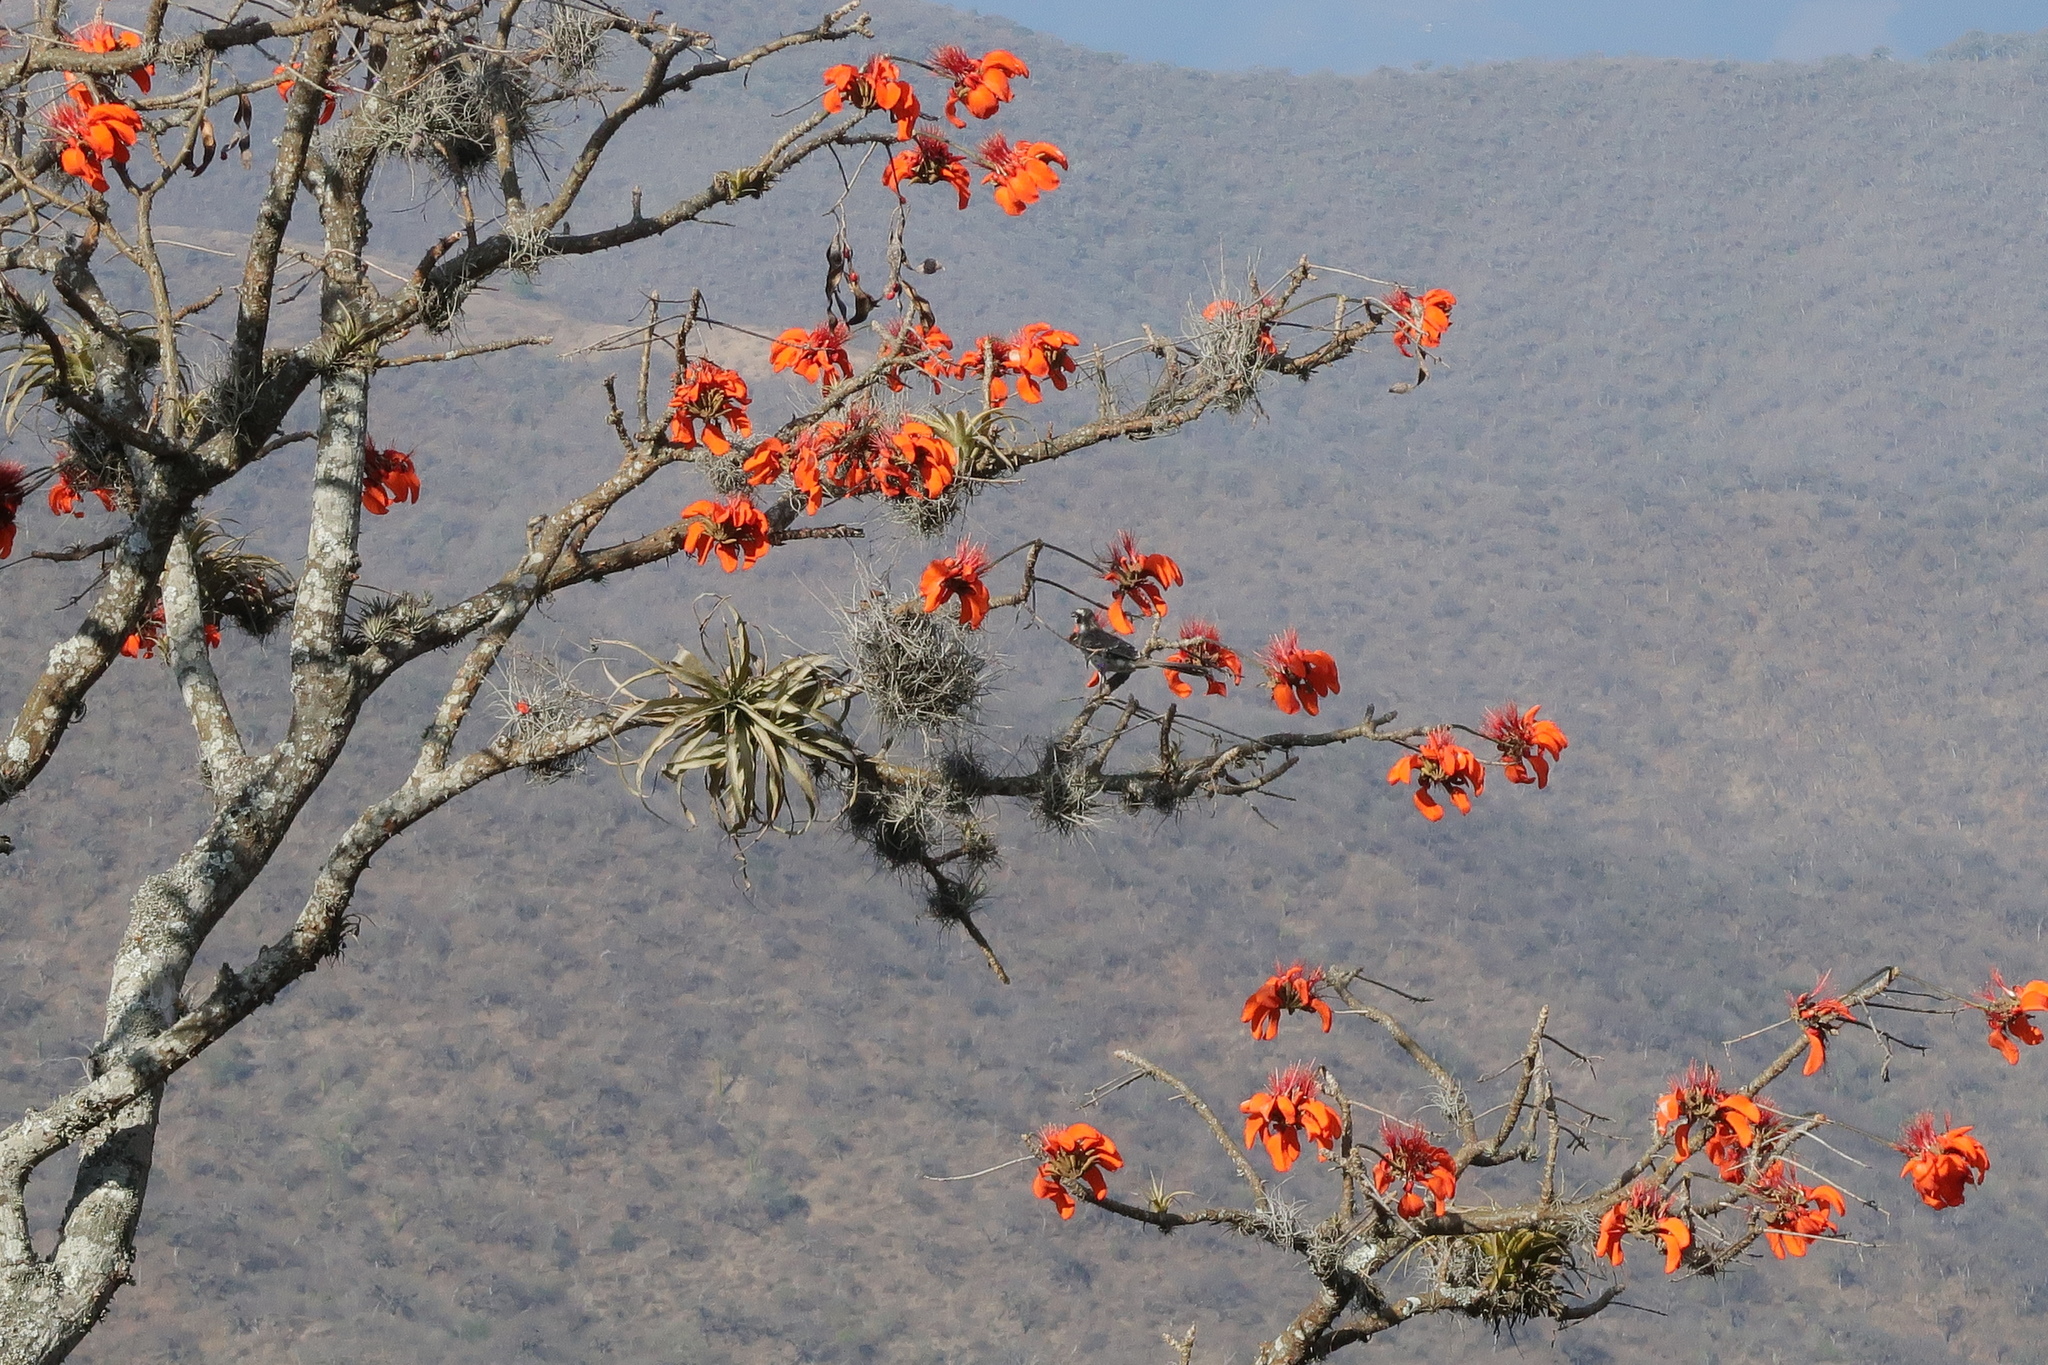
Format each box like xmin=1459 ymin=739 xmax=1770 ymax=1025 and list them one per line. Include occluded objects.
xmin=6 ymin=5 xmax=2048 ymax=1362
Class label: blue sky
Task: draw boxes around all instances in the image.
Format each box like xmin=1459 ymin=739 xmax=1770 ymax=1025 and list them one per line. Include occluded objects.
xmin=950 ymin=1 xmax=2048 ymax=71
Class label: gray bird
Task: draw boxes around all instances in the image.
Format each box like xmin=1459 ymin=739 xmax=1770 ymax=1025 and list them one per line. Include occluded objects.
xmin=1069 ymin=608 xmax=1139 ymax=692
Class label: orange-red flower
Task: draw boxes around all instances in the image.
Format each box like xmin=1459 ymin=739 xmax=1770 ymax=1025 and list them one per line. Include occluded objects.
xmin=0 ymin=461 xmax=26 ymax=559
xmin=920 ymin=539 xmax=993 ymax=628
xmin=1032 ymin=1121 xmax=1122 ymax=1219
xmin=1595 ymin=1180 xmax=1692 ymax=1274
xmin=1480 ymin=701 xmax=1568 ymax=788
xmin=274 ymin=64 xmax=338 ymax=123
xmin=953 ymin=323 xmax=1080 ymax=406
xmin=119 ymin=601 xmax=219 ymax=659
xmin=1705 ymin=1098 xmax=1788 ymax=1184
xmin=1386 ymin=728 xmax=1484 ymax=821
xmin=740 ymin=437 xmax=790 ymax=487
xmin=122 ymin=602 xmax=163 ymax=659
xmin=1790 ymin=973 xmax=1858 ymax=1076
xmin=1005 ymin=322 xmax=1078 ymax=404
xmin=47 ymin=472 xmax=116 ymax=517
xmin=1898 ymin=1114 xmax=1990 ymax=1210
xmin=769 ymin=320 xmax=854 ymax=387
xmin=929 ymin=46 xmax=1029 ymax=126
xmin=975 ymin=134 xmax=1066 ymax=215
xmin=1653 ymin=1063 xmax=1763 ymax=1164
xmin=1241 ymin=962 xmax=1332 ymax=1040
xmin=70 ymin=21 xmax=151 ymax=92
xmin=1240 ymin=1063 xmax=1343 ymax=1173
xmin=1384 ymin=287 xmax=1456 ymax=357
xmin=1164 ymin=619 xmax=1243 ymax=698
xmin=1752 ymin=1161 xmax=1847 ymax=1259
xmin=1976 ymin=968 xmax=2048 ymax=1064
xmin=821 ymin=55 xmax=922 ymax=139
xmin=1098 ymin=531 xmax=1181 ymax=634
xmin=1202 ymin=297 xmax=1281 ymax=356
xmin=679 ymin=494 xmax=773 ymax=572
xmin=49 ymin=87 xmax=141 ymax=193
xmin=877 ymin=319 xmax=957 ymax=395
xmin=882 ymin=133 xmax=973 ymax=209
xmin=1258 ymin=630 xmax=1340 ymax=717
xmin=665 ymin=359 xmax=752 ymax=454
xmin=786 ymin=408 xmax=959 ymax=514
xmin=1371 ymin=1121 xmax=1457 ymax=1217
xmin=361 ymin=440 xmax=421 ymax=515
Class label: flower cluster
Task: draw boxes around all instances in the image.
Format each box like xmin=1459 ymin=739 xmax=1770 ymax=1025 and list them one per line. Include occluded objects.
xmin=1480 ymin=701 xmax=1568 ymax=787
xmin=1789 ymin=975 xmax=1857 ymax=1076
xmin=1898 ymin=1115 xmax=1990 ymax=1209
xmin=49 ymin=84 xmax=141 ymax=193
xmin=275 ymin=63 xmax=338 ymax=122
xmin=769 ymin=320 xmax=854 ymax=387
xmin=1240 ymin=1063 xmax=1342 ymax=1172
xmin=876 ymin=320 xmax=957 ymax=394
xmin=1752 ymin=1162 xmax=1846 ymax=1260
xmin=954 ymin=323 xmax=1080 ymax=405
xmin=1031 ymin=1122 xmax=1121 ymax=1219
xmin=1241 ymin=963 xmax=1332 ymax=1040
xmin=1653 ymin=1064 xmax=1762 ymax=1164
xmin=1385 ymin=286 xmax=1457 ymax=357
xmin=929 ymin=46 xmax=1029 ymax=126
xmin=749 ymin=408 xmax=959 ymax=515
xmin=1258 ymin=630 xmax=1340 ymax=717
xmin=71 ymin=21 xmax=151 ymax=92
xmin=362 ymin=440 xmax=421 ymax=515
xmin=818 ymin=49 xmax=1064 ymax=214
xmin=121 ymin=603 xmax=222 ymax=660
xmin=666 ymin=360 xmax=752 ymax=453
xmin=883 ymin=134 xmax=973 ymax=209
xmin=1164 ymin=620 xmax=1243 ymax=698
xmin=1100 ymin=532 xmax=1182 ymax=633
xmin=1386 ymin=728 xmax=1484 ymax=821
xmin=0 ymin=461 xmax=27 ymax=559
xmin=1371 ymin=1121 xmax=1456 ymax=1218
xmin=920 ymin=539 xmax=992 ymax=628
xmin=975 ymin=134 xmax=1067 ymax=215
xmin=48 ymin=473 xmax=116 ymax=517
xmin=1976 ymin=969 xmax=2048 ymax=1064
xmin=678 ymin=495 xmax=773 ymax=572
xmin=1595 ymin=1180 xmax=1691 ymax=1274
xmin=821 ymin=55 xmax=922 ymax=139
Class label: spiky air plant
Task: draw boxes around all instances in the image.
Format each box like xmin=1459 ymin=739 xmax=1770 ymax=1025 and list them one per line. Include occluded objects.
xmin=610 ymin=616 xmax=856 ymax=835
xmin=924 ymin=406 xmax=1015 ymax=479
xmin=839 ymin=589 xmax=994 ymax=736
xmin=187 ymin=516 xmax=294 ymax=641
xmin=348 ymin=592 xmax=436 ymax=652
xmin=1032 ymin=740 xmax=1103 ymax=834
xmin=489 ymin=649 xmax=599 ymax=785
xmin=1419 ymin=1225 xmax=1578 ymax=1331
xmin=0 ymin=299 xmax=98 ymax=433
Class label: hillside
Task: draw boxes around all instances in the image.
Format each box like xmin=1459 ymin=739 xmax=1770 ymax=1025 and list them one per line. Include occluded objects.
xmin=6 ymin=4 xmax=2048 ymax=1361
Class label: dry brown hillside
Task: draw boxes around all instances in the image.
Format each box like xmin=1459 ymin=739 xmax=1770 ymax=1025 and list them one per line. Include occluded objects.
xmin=6 ymin=3 xmax=2048 ymax=1361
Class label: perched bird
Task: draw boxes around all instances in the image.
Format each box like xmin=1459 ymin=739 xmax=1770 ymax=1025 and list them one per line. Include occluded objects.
xmin=1069 ymin=608 xmax=1139 ymax=692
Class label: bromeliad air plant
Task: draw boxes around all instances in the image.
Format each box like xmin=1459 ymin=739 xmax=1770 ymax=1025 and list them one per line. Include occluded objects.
xmin=611 ymin=619 xmax=856 ymax=835
xmin=980 ymin=959 xmax=2035 ymax=1360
